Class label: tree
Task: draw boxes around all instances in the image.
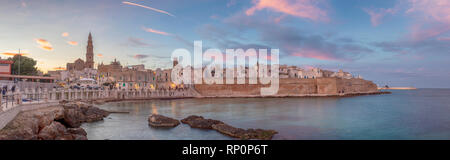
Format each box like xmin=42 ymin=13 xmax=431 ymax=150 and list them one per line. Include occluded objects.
xmin=8 ymin=55 xmax=39 ymax=76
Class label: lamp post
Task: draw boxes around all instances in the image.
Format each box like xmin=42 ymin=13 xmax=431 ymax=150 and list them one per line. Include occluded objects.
xmin=18 ymin=49 xmax=21 ymax=75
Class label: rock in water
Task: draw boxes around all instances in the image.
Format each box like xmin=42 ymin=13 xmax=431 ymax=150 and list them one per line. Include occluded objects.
xmin=211 ymin=123 xmax=246 ymax=138
xmin=212 ymin=123 xmax=277 ymax=140
xmin=148 ymin=114 xmax=180 ymax=128
xmin=180 ymin=115 xmax=278 ymax=140
xmin=180 ymin=115 xmax=224 ymax=129
xmin=62 ymin=103 xmax=110 ymax=127
xmin=180 ymin=115 xmax=204 ymax=124
xmin=81 ymin=106 xmax=110 ymax=122
xmin=244 ymin=128 xmax=278 ymax=140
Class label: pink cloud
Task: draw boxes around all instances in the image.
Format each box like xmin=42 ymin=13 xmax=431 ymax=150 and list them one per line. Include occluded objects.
xmin=410 ymin=24 xmax=450 ymax=41
xmin=142 ymin=27 xmax=172 ymax=36
xmin=363 ymin=8 xmax=396 ymax=27
xmin=405 ymin=0 xmax=450 ymax=41
xmin=406 ymin=0 xmax=450 ymax=24
xmin=245 ymin=0 xmax=329 ymax=22
xmin=437 ymin=37 xmax=450 ymax=41
xmin=291 ymin=48 xmax=339 ymax=61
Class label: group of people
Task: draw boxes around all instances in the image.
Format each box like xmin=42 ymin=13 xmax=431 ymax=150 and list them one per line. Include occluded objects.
xmin=1 ymin=85 xmax=16 ymax=96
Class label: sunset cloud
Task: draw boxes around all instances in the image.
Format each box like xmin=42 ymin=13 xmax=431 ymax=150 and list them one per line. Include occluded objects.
xmin=35 ymin=38 xmax=51 ymax=46
xmin=62 ymin=32 xmax=69 ymax=37
xmin=122 ymin=1 xmax=175 ymax=17
xmin=39 ymin=45 xmax=54 ymax=51
xmin=97 ymin=54 xmax=103 ymax=57
xmin=363 ymin=8 xmax=396 ymax=27
xmin=291 ymin=48 xmax=340 ymax=61
xmin=131 ymin=54 xmax=150 ymax=60
xmin=127 ymin=37 xmax=151 ymax=47
xmin=35 ymin=38 xmax=54 ymax=51
xmin=67 ymin=41 xmax=78 ymax=46
xmin=142 ymin=27 xmax=172 ymax=36
xmin=53 ymin=67 xmax=66 ymax=70
xmin=1 ymin=52 xmax=28 ymax=56
xmin=437 ymin=37 xmax=450 ymax=41
xmin=245 ymin=0 xmax=329 ymax=22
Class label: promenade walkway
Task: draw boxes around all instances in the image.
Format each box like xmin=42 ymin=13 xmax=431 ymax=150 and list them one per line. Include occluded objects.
xmin=0 ymin=87 xmax=200 ymax=130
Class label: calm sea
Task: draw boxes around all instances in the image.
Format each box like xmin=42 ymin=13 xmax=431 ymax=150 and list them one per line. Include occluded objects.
xmin=82 ymin=89 xmax=450 ymax=140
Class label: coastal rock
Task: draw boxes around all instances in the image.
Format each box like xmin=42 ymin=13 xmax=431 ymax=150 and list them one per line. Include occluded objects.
xmin=0 ymin=104 xmax=104 ymax=140
xmin=80 ymin=106 xmax=110 ymax=122
xmin=67 ymin=128 xmax=88 ymax=140
xmin=37 ymin=121 xmax=67 ymax=140
xmin=62 ymin=105 xmax=85 ymax=128
xmin=243 ymin=128 xmax=278 ymax=140
xmin=148 ymin=114 xmax=180 ymax=127
xmin=37 ymin=115 xmax=54 ymax=130
xmin=211 ymin=123 xmax=246 ymax=138
xmin=36 ymin=108 xmax=64 ymax=130
xmin=67 ymin=128 xmax=87 ymax=136
xmin=180 ymin=115 xmax=278 ymax=140
xmin=181 ymin=115 xmax=224 ymax=129
xmin=211 ymin=124 xmax=278 ymax=140
xmin=36 ymin=122 xmax=88 ymax=140
xmin=0 ymin=111 xmax=41 ymax=140
xmin=62 ymin=103 xmax=110 ymax=127
xmin=93 ymin=100 xmax=106 ymax=105
xmin=71 ymin=134 xmax=88 ymax=140
xmin=0 ymin=126 xmax=37 ymax=140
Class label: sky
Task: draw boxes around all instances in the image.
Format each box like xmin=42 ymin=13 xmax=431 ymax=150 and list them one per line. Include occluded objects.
xmin=0 ymin=0 xmax=449 ymax=88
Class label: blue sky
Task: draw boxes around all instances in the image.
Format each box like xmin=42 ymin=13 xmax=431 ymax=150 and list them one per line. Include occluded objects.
xmin=0 ymin=0 xmax=449 ymax=88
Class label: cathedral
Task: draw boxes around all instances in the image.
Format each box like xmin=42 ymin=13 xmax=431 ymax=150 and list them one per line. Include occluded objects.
xmin=66 ymin=32 xmax=95 ymax=71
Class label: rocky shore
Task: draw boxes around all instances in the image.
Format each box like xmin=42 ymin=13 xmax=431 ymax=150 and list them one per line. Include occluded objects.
xmin=0 ymin=102 xmax=110 ymax=140
xmin=149 ymin=114 xmax=278 ymax=140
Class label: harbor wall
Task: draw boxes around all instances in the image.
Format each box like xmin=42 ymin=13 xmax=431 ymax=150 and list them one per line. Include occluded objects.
xmin=194 ymin=77 xmax=378 ymax=97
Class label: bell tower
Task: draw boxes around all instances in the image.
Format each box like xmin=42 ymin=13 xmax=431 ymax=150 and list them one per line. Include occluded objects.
xmin=85 ymin=32 xmax=94 ymax=68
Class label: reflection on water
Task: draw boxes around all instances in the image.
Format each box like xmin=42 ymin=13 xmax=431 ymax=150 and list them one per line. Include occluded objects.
xmin=82 ymin=89 xmax=450 ymax=140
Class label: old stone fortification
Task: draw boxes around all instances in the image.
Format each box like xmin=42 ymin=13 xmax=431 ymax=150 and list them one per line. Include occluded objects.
xmin=194 ymin=77 xmax=378 ymax=97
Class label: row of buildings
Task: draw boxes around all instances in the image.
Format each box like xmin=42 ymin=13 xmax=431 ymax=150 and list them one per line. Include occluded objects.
xmin=47 ymin=33 xmax=362 ymax=90
xmin=48 ymin=33 xmax=174 ymax=90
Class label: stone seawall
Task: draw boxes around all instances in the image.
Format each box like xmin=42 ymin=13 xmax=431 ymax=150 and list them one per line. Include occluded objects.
xmin=194 ymin=77 xmax=380 ymax=97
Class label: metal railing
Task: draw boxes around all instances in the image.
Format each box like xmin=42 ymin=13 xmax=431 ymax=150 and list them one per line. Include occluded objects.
xmin=1 ymin=87 xmax=196 ymax=113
